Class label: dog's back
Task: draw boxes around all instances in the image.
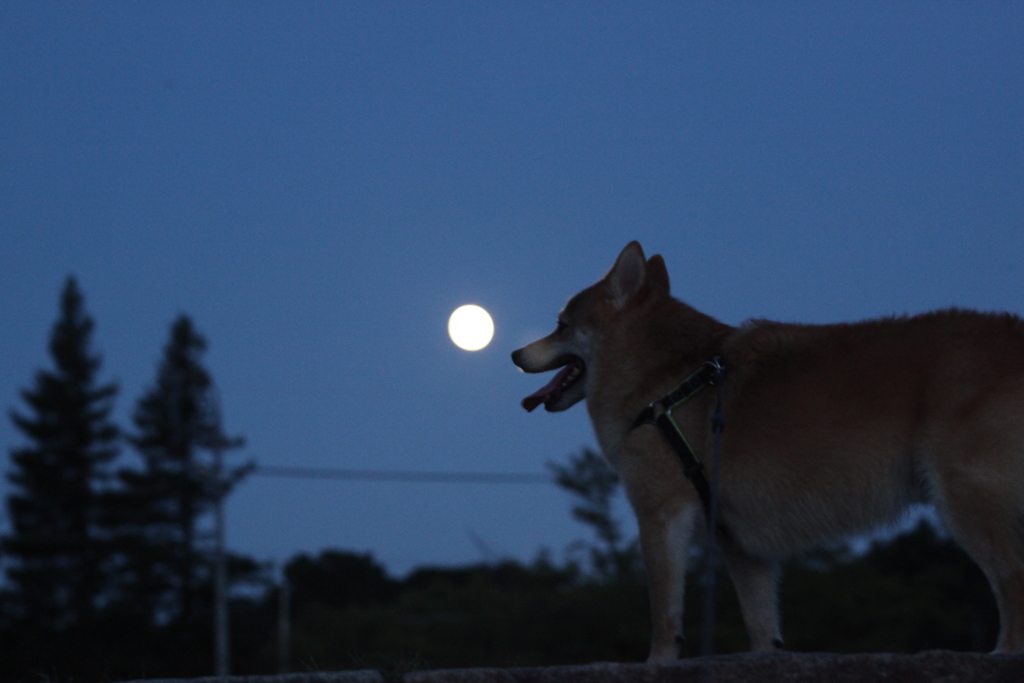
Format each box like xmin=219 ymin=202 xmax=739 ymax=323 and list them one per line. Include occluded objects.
xmin=720 ymin=310 xmax=1024 ymax=557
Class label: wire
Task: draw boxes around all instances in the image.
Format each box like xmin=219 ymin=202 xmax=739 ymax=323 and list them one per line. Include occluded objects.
xmin=254 ymin=465 xmax=551 ymax=484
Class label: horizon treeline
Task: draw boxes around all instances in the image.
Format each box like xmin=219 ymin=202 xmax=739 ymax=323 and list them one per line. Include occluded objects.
xmin=0 ymin=279 xmax=1004 ymax=683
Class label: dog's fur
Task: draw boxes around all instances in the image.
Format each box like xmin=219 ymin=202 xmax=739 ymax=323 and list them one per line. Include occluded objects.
xmin=512 ymin=241 xmax=1024 ymax=661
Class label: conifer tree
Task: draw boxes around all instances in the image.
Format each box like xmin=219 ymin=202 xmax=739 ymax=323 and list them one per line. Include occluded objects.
xmin=117 ymin=315 xmax=248 ymax=624
xmin=2 ymin=277 xmax=120 ymax=629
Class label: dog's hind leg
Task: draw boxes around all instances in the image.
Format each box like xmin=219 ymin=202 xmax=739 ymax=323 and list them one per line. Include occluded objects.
xmin=721 ymin=542 xmax=782 ymax=651
xmin=939 ymin=509 xmax=1024 ymax=650
xmin=992 ymin=563 xmax=1024 ymax=652
xmin=637 ymin=503 xmax=699 ymax=662
xmin=932 ymin=451 xmax=1024 ymax=652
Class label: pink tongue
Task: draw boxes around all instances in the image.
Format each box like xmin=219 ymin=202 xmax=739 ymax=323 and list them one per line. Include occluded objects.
xmin=521 ymin=364 xmax=576 ymax=412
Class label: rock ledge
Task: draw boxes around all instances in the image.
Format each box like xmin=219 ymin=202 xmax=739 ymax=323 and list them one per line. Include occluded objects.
xmin=129 ymin=651 xmax=1024 ymax=683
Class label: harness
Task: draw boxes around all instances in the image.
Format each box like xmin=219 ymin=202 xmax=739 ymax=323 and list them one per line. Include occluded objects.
xmin=630 ymin=357 xmax=727 ymax=537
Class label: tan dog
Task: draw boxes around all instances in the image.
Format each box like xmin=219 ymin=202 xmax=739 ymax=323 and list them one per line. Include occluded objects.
xmin=512 ymin=241 xmax=1024 ymax=661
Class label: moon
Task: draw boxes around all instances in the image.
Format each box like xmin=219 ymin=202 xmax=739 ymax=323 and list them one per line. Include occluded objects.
xmin=448 ymin=305 xmax=494 ymax=351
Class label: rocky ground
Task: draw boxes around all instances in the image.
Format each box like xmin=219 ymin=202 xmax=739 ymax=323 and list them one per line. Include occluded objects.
xmin=130 ymin=651 xmax=1024 ymax=683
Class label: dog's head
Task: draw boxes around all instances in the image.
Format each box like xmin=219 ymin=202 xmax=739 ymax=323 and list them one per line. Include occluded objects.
xmin=511 ymin=241 xmax=670 ymax=412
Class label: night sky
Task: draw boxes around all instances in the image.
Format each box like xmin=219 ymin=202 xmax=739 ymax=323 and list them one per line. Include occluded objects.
xmin=1 ymin=3 xmax=1021 ymax=576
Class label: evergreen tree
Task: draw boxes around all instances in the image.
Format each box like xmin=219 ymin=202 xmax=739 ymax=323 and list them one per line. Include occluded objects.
xmin=2 ymin=277 xmax=120 ymax=629
xmin=116 ymin=314 xmax=249 ymax=624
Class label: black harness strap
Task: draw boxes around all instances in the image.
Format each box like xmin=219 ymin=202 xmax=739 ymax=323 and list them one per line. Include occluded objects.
xmin=630 ymin=358 xmax=726 ymax=537
xmin=631 ymin=361 xmax=720 ymax=431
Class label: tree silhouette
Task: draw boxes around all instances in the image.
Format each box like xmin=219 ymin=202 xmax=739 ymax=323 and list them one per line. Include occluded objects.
xmin=2 ymin=277 xmax=120 ymax=629
xmin=286 ymin=550 xmax=398 ymax=613
xmin=115 ymin=314 xmax=250 ymax=625
xmin=549 ymin=448 xmax=642 ymax=584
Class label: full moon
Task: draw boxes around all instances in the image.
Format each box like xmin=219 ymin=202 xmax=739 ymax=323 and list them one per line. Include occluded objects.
xmin=448 ymin=305 xmax=494 ymax=351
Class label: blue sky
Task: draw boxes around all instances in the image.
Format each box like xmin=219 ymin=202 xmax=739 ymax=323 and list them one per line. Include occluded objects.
xmin=1 ymin=3 xmax=1021 ymax=576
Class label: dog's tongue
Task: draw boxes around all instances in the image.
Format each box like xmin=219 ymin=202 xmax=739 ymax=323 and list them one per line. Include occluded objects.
xmin=521 ymin=364 xmax=575 ymax=412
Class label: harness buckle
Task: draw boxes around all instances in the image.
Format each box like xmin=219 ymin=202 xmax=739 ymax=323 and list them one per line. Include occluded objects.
xmin=703 ymin=356 xmax=725 ymax=386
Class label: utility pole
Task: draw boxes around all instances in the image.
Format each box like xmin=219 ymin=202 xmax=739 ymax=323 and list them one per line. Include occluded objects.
xmin=213 ymin=435 xmax=230 ymax=678
xmin=208 ymin=386 xmax=245 ymax=678
xmin=278 ymin=568 xmax=291 ymax=674
xmin=205 ymin=385 xmax=247 ymax=679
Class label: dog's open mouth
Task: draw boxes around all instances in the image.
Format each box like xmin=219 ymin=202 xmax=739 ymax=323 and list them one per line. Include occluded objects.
xmin=521 ymin=357 xmax=585 ymax=412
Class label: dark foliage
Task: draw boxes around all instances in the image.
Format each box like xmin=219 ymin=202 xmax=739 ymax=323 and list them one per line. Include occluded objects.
xmin=264 ymin=520 xmax=999 ymax=674
xmin=2 ymin=277 xmax=120 ymax=630
xmin=548 ymin=448 xmax=644 ymax=584
xmin=112 ymin=314 xmax=251 ymax=625
xmin=1 ymin=287 xmax=259 ymax=682
xmin=780 ymin=521 xmax=998 ymax=653
xmin=280 ymin=554 xmax=649 ymax=672
xmin=287 ymin=550 xmax=399 ymax=612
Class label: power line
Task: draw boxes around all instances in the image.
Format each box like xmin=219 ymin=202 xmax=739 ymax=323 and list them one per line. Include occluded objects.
xmin=254 ymin=465 xmax=552 ymax=484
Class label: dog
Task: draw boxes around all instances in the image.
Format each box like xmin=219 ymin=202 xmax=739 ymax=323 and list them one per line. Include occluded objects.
xmin=512 ymin=241 xmax=1024 ymax=661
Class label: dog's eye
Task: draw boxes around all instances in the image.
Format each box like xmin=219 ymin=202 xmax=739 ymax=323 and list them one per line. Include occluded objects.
xmin=556 ymin=321 xmax=568 ymax=334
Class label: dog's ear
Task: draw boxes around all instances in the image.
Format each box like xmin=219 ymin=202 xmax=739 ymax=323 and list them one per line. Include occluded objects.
xmin=606 ymin=241 xmax=647 ymax=308
xmin=646 ymin=255 xmax=670 ymax=293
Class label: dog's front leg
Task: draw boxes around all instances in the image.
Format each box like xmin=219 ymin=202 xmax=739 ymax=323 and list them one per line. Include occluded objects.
xmin=637 ymin=503 xmax=699 ymax=662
